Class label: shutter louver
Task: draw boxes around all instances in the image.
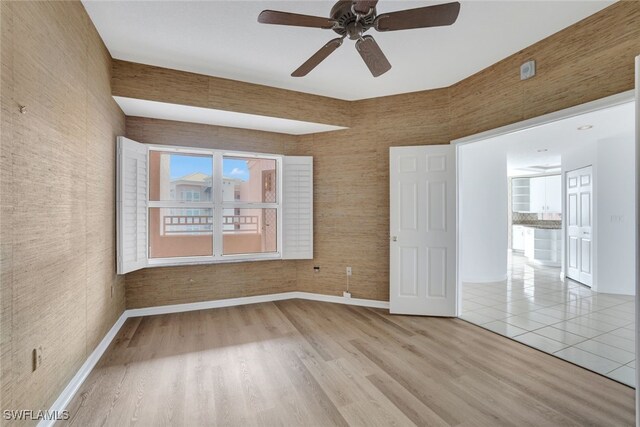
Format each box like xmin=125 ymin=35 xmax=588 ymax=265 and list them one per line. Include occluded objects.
xmin=117 ymin=136 xmax=148 ymax=274
xmin=282 ymin=156 xmax=313 ymax=259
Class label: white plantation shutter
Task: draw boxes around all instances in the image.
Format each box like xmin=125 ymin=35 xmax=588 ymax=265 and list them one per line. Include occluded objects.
xmin=117 ymin=137 xmax=148 ymax=274
xmin=282 ymin=156 xmax=313 ymax=259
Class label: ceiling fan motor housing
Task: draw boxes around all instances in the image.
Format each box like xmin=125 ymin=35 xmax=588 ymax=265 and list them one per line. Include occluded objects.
xmin=330 ymin=1 xmax=376 ymax=38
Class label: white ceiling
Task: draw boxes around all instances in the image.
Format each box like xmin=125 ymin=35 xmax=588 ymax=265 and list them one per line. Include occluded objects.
xmin=83 ymin=0 xmax=614 ymax=100
xmin=114 ymin=96 xmax=347 ymax=134
xmin=471 ymin=101 xmax=635 ymax=176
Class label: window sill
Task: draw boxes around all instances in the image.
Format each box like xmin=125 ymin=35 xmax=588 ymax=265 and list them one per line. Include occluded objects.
xmin=146 ymin=253 xmax=282 ymax=269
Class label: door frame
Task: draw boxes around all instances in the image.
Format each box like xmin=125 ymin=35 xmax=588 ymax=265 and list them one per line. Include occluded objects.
xmin=634 ymin=55 xmax=639 ymax=423
xmin=450 ymin=89 xmax=635 ymax=320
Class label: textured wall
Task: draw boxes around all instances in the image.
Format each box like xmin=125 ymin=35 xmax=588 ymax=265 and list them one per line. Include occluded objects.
xmin=293 ymin=90 xmax=452 ymax=301
xmin=123 ymin=117 xmax=299 ymax=308
xmin=112 ymin=60 xmax=352 ymax=128
xmin=0 ymin=1 xmax=125 ymax=422
xmin=119 ymin=1 xmax=640 ymax=305
xmin=2 ymin=0 xmax=637 ymax=422
xmin=449 ymin=0 xmax=640 ymax=140
xmin=295 ymin=1 xmax=640 ymax=301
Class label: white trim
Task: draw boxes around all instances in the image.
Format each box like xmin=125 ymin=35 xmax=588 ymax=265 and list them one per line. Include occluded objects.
xmin=294 ymin=292 xmax=390 ymax=309
xmin=147 ymin=143 xmax=281 ymax=159
xmin=126 ymin=292 xmax=299 ymax=317
xmin=39 ymin=292 xmax=389 ymax=426
xmin=451 ymin=90 xmax=635 ymax=146
xmin=37 ymin=312 xmax=128 ymax=427
xmin=633 ymin=55 xmax=639 ymax=422
xmin=127 ymin=291 xmax=389 ymax=318
xmin=147 ymin=253 xmax=282 ymax=267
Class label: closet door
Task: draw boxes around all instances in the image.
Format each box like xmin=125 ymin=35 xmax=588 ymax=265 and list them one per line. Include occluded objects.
xmin=566 ymin=166 xmax=592 ymax=287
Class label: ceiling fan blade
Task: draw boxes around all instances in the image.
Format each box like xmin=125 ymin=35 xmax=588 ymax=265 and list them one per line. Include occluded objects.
xmin=258 ymin=10 xmax=335 ymax=29
xmin=375 ymin=2 xmax=461 ymax=32
xmin=352 ymin=0 xmax=378 ymax=15
xmin=355 ymin=35 xmax=391 ymax=77
xmin=292 ymin=38 xmax=344 ymax=77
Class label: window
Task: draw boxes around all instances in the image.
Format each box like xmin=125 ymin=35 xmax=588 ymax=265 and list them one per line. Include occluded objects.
xmin=148 ymin=147 xmax=282 ymax=264
xmin=148 ymin=151 xmax=214 ymax=259
xmin=116 ymin=137 xmax=312 ymax=274
xmin=222 ymin=156 xmax=278 ymax=256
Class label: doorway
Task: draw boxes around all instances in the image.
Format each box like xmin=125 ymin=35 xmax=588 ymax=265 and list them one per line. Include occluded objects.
xmin=455 ymin=94 xmax=636 ymax=386
xmin=388 ymin=87 xmax=637 ymax=386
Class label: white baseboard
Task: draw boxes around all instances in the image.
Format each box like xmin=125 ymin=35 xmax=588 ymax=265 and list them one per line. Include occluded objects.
xmin=126 ymin=291 xmax=300 ymax=318
xmin=38 ymin=311 xmax=128 ymax=427
xmin=39 ymin=292 xmax=388 ymax=426
xmin=126 ymin=291 xmax=389 ymax=318
xmin=294 ymin=292 xmax=390 ymax=309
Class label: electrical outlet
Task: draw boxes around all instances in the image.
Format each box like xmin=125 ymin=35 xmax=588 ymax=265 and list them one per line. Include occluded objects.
xmin=32 ymin=347 xmax=43 ymax=372
xmin=313 ymin=266 xmax=320 ymax=273
xmin=346 ymin=267 xmax=352 ymax=276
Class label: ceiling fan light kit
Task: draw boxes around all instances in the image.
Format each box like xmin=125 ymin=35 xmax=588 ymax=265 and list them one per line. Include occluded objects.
xmin=258 ymin=0 xmax=461 ymax=78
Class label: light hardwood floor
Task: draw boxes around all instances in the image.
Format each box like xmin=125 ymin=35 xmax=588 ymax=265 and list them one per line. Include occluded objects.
xmin=62 ymin=300 xmax=635 ymax=426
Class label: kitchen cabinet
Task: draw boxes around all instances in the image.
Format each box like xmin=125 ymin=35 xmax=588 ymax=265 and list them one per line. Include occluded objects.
xmin=511 ymin=175 xmax=561 ymax=214
xmin=512 ymin=225 xmax=525 ymax=252
xmin=544 ymin=175 xmax=561 ymax=213
xmin=529 ymin=177 xmax=547 ymax=213
xmin=522 ymin=226 xmax=562 ymax=267
xmin=511 ymin=178 xmax=530 ymax=212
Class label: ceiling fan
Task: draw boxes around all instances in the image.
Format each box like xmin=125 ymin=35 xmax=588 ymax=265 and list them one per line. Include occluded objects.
xmin=257 ymin=1 xmax=461 ymax=78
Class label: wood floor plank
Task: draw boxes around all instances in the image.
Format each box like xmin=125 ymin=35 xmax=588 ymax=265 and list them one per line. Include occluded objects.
xmin=366 ymin=373 xmax=449 ymax=427
xmin=60 ymin=300 xmax=635 ymax=427
xmin=273 ymin=300 xmax=336 ymax=361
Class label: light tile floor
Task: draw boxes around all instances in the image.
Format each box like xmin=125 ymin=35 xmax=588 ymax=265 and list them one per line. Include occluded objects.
xmin=461 ymin=253 xmax=635 ymax=387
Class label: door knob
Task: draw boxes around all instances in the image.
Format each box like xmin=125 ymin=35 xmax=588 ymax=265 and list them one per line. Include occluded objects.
xmin=391 ymin=236 xmax=398 ymax=242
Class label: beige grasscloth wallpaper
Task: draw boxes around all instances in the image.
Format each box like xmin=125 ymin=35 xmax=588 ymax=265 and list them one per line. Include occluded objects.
xmin=119 ymin=2 xmax=640 ymax=305
xmin=1 ymin=1 xmax=126 ymax=423
xmin=1 ymin=1 xmax=639 ymax=422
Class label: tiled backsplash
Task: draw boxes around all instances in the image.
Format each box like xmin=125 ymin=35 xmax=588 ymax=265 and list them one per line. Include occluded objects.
xmin=512 ymin=212 xmax=562 ymax=229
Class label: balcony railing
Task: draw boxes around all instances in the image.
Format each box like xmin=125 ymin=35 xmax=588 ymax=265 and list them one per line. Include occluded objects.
xmin=162 ymin=215 xmax=259 ymax=235
xmin=223 ymin=215 xmax=259 ymax=233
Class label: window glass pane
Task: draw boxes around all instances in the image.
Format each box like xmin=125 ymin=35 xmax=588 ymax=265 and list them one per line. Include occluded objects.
xmin=149 ymin=151 xmax=213 ymax=202
xmin=222 ymin=208 xmax=277 ymax=255
xmin=149 ymin=208 xmax=213 ymax=258
xmin=222 ymin=157 xmax=277 ymax=203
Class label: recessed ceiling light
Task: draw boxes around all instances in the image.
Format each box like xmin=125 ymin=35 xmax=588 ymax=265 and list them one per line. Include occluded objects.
xmin=577 ymin=125 xmax=593 ymax=130
xmin=537 ymin=149 xmax=548 ymax=152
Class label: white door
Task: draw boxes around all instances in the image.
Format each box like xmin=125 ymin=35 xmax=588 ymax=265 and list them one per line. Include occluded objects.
xmin=566 ymin=166 xmax=593 ymax=286
xmin=390 ymin=145 xmax=457 ymax=316
xmin=545 ymin=175 xmax=562 ymax=214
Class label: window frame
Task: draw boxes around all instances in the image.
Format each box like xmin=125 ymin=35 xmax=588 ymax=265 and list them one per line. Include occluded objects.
xmin=146 ymin=144 xmax=283 ymax=267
